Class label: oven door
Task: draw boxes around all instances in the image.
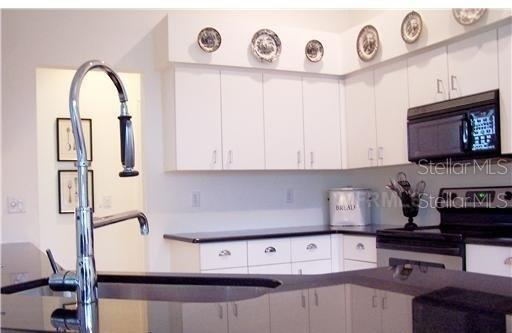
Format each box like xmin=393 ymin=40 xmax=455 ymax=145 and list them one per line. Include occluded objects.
xmin=408 ymin=114 xmax=469 ymax=162
xmin=377 ymin=248 xmax=463 ymax=271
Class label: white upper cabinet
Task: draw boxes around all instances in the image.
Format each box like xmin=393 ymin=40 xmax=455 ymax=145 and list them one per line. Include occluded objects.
xmin=344 ymin=69 xmax=377 ymax=169
xmin=302 ymin=77 xmax=342 ymax=170
xmin=220 ymin=70 xmax=265 ymax=170
xmin=174 ymin=66 xmax=222 ymax=170
xmin=407 ymin=46 xmax=450 ymax=107
xmin=374 ymin=60 xmax=409 ymax=166
xmin=447 ymin=29 xmax=499 ymax=98
xmin=498 ymin=24 xmax=512 ymax=154
xmin=263 ymin=74 xmax=305 ymax=169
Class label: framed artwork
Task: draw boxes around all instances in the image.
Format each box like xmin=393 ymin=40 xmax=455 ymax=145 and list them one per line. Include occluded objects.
xmin=58 ymin=170 xmax=94 ymax=214
xmin=56 ymin=118 xmax=92 ymax=162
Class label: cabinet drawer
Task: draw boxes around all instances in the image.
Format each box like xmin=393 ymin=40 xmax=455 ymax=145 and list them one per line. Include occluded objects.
xmin=292 ymin=259 xmax=332 ymax=275
xmin=291 ymin=235 xmax=331 ymax=262
xmin=344 ymin=259 xmax=377 ymax=272
xmin=343 ymin=235 xmax=376 ymax=262
xmin=200 ymin=241 xmax=247 ymax=270
xmin=248 ymin=238 xmax=291 ymax=266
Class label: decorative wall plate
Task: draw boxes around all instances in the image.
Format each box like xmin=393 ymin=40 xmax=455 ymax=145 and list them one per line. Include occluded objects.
xmin=305 ymin=40 xmax=324 ymax=62
xmin=401 ymin=11 xmax=423 ymax=44
xmin=251 ymin=29 xmax=282 ymax=63
xmin=452 ymin=8 xmax=487 ymax=25
xmin=197 ymin=27 xmax=221 ymax=53
xmin=357 ymin=25 xmax=379 ymax=62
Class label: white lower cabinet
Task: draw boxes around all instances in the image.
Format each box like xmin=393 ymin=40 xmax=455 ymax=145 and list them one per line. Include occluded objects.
xmin=269 ymin=290 xmax=309 ymax=333
xmin=248 ymin=263 xmax=292 ymax=274
xmin=202 ymin=266 xmax=248 ymax=274
xmin=182 ymin=303 xmax=228 ymax=333
xmin=343 ymin=259 xmax=377 ymax=272
xmin=292 ymin=259 xmax=332 ymax=275
xmin=228 ymin=295 xmax=271 ymax=333
xmin=309 ymin=285 xmax=347 ymax=333
xmin=466 ymin=244 xmax=512 ymax=277
xmin=347 ymin=285 xmax=412 ymax=333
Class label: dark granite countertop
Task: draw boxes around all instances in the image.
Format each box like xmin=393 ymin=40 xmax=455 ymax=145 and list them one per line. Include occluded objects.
xmin=163 ymin=224 xmax=397 ymax=243
xmin=1 ymin=243 xmax=511 ymax=332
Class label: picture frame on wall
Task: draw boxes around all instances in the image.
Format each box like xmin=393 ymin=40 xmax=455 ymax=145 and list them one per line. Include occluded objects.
xmin=56 ymin=118 xmax=92 ymax=162
xmin=58 ymin=170 xmax=94 ymax=214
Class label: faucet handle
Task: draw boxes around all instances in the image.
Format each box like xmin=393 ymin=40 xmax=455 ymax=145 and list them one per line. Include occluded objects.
xmin=46 ymin=249 xmax=62 ymax=274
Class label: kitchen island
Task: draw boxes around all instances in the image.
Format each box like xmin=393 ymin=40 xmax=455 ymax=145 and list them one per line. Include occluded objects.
xmin=1 ymin=243 xmax=511 ymax=332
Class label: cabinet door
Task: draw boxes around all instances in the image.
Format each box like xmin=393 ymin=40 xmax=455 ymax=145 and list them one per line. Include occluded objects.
xmin=201 ymin=266 xmax=248 ymax=274
xmin=309 ymin=286 xmax=347 ymax=333
xmin=374 ymin=60 xmax=409 ymax=166
xmin=269 ymin=290 xmax=309 ymax=333
xmin=175 ymin=66 xmax=222 ymax=170
xmin=499 ymin=24 xmax=512 ymax=154
xmin=263 ymin=74 xmax=305 ymax=169
xmin=447 ymin=29 xmax=499 ymax=98
xmin=344 ymin=259 xmax=377 ymax=272
xmin=228 ymin=295 xmax=270 ymax=333
xmin=407 ymin=46 xmax=449 ymax=107
xmin=466 ymin=244 xmax=512 ymax=277
xmin=347 ymin=285 xmax=380 ymax=333
xmin=303 ymin=77 xmax=342 ymax=170
xmin=344 ymin=69 xmax=377 ymax=169
xmin=182 ymin=303 xmax=228 ymax=333
xmin=292 ymin=259 xmax=332 ymax=275
xmin=380 ymin=291 xmax=413 ymax=333
xmin=221 ymin=70 xmax=265 ymax=170
xmin=248 ymin=263 xmax=292 ymax=274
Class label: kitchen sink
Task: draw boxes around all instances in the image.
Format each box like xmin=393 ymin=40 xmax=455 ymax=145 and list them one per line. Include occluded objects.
xmin=9 ymin=274 xmax=282 ymax=303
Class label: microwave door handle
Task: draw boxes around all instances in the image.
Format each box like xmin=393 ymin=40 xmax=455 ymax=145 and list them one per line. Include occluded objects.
xmin=461 ymin=118 xmax=470 ymax=152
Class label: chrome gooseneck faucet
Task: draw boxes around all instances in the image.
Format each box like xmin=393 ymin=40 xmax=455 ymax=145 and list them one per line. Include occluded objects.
xmin=47 ymin=60 xmax=148 ymax=305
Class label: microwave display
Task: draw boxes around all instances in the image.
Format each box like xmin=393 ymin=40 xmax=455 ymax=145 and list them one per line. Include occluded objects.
xmin=470 ymin=108 xmax=497 ymax=152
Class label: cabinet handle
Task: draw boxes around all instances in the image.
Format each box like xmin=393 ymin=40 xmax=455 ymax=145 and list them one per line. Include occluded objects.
xmin=306 ymin=243 xmax=317 ymax=251
xmin=377 ymin=147 xmax=384 ymax=160
xmin=227 ymin=150 xmax=233 ymax=165
xmin=264 ymin=246 xmax=276 ymax=254
xmin=356 ymin=243 xmax=365 ymax=250
xmin=436 ymin=79 xmax=443 ymax=94
xmin=212 ymin=150 xmax=217 ymax=165
xmin=368 ymin=148 xmax=374 ymax=161
xmin=372 ymin=295 xmax=378 ymax=308
xmin=381 ymin=296 xmax=387 ymax=310
xmin=450 ymin=75 xmax=457 ymax=91
xmin=218 ymin=304 xmax=224 ymax=319
xmin=504 ymin=257 xmax=512 ymax=265
xmin=310 ymin=152 xmax=314 ymax=167
xmin=301 ymin=292 xmax=307 ymax=308
xmin=218 ymin=250 xmax=231 ymax=257
xmin=232 ymin=303 xmax=238 ymax=317
xmin=314 ymin=290 xmax=319 ymax=306
xmin=298 ymin=268 xmax=303 ymax=275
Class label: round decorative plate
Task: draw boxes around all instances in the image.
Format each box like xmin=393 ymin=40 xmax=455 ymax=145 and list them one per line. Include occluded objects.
xmin=401 ymin=11 xmax=423 ymax=44
xmin=305 ymin=40 xmax=324 ymax=62
xmin=452 ymin=8 xmax=487 ymax=25
xmin=251 ymin=29 xmax=282 ymax=63
xmin=197 ymin=27 xmax=221 ymax=53
xmin=357 ymin=25 xmax=379 ymax=62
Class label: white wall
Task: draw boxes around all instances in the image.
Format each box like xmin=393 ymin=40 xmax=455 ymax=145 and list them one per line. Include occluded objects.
xmin=36 ymin=68 xmax=145 ymax=270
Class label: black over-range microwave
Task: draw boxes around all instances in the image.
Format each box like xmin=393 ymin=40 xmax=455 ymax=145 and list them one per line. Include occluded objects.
xmin=407 ymin=90 xmax=503 ymax=163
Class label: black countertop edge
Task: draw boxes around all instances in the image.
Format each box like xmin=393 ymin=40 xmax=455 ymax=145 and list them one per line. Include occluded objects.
xmin=465 ymin=237 xmax=512 ymax=247
xmin=163 ymin=224 xmax=398 ymax=243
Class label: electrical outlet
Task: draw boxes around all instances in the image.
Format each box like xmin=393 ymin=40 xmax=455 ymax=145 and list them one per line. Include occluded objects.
xmin=7 ymin=197 xmax=25 ymax=214
xmin=286 ymin=189 xmax=294 ymax=204
xmin=192 ymin=191 xmax=201 ymax=208
xmin=100 ymin=195 xmax=112 ymax=209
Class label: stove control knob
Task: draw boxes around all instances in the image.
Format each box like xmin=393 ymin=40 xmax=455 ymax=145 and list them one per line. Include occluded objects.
xmin=504 ymin=191 xmax=512 ymax=201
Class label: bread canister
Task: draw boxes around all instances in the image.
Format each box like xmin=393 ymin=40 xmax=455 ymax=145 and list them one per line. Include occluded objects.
xmin=328 ymin=188 xmax=372 ymax=226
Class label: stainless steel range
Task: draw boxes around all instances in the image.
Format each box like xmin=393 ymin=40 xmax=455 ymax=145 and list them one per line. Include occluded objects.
xmin=377 ymin=186 xmax=512 ymax=271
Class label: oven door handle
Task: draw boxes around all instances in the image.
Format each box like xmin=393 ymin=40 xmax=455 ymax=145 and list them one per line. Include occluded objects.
xmin=377 ymin=242 xmax=462 ymax=256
